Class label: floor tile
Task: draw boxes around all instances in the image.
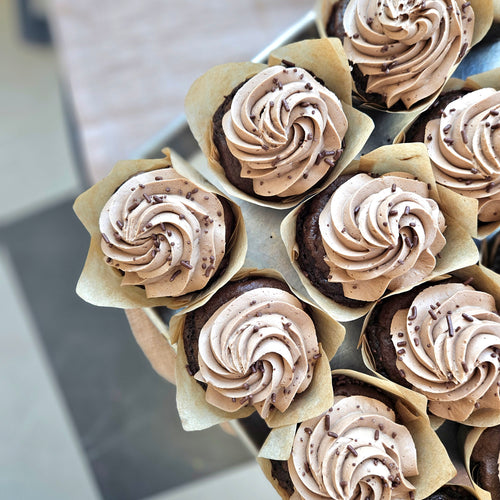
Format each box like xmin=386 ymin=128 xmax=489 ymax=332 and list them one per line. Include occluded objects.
xmin=0 ymin=0 xmax=80 ymax=226
xmin=0 ymin=245 xmax=100 ymax=500
xmin=142 ymin=462 xmax=278 ymax=500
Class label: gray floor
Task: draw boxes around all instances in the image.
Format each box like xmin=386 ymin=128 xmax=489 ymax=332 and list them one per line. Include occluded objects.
xmin=0 ymin=2 xmax=274 ymax=499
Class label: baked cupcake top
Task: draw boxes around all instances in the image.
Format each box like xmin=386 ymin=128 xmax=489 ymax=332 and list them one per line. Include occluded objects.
xmin=343 ymin=0 xmax=474 ymax=109
xmin=424 ymin=88 xmax=500 ymax=223
xmin=287 ymin=394 xmax=418 ymax=499
xmin=193 ymin=285 xmax=320 ymax=419
xmin=470 ymin=425 xmax=500 ymax=499
xmin=220 ymin=65 xmax=348 ymax=198
xmin=318 ymin=172 xmax=446 ymax=302
xmin=390 ymin=282 xmax=500 ymax=421
xmin=99 ymin=167 xmax=227 ymax=298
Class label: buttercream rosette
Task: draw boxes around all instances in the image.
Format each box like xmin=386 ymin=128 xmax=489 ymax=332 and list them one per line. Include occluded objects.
xmin=396 ymin=67 xmax=500 ymax=238
xmin=185 ymin=38 xmax=374 ymax=209
xmin=74 ymin=148 xmax=247 ymax=310
xmin=281 ymin=143 xmax=479 ymax=322
xmin=316 ymin=0 xmax=493 ymax=113
xmin=167 ymin=268 xmax=346 ymax=431
xmin=361 ymin=264 xmax=500 ymax=427
xmin=464 ymin=425 xmax=500 ymax=500
xmin=258 ymin=369 xmax=456 ymax=500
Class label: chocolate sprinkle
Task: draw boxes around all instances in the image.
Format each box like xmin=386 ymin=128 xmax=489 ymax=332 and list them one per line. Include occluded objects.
xmin=446 ymin=313 xmax=454 ymax=337
xmin=459 ymin=42 xmax=468 ymax=60
xmin=347 ymin=445 xmax=358 ymax=457
xmin=324 ymin=414 xmax=330 ymax=431
xmin=170 ymin=270 xmax=181 ymax=282
xmin=408 ymin=306 xmax=417 ymax=321
xmin=128 ymin=201 xmax=139 ymax=212
xmin=462 ymin=313 xmax=474 ymax=322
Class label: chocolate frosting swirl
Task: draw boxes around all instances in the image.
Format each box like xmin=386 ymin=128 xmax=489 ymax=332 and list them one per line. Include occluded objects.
xmin=99 ymin=167 xmax=227 ymax=298
xmin=391 ymin=282 xmax=500 ymax=421
xmin=288 ymin=395 xmax=418 ymax=499
xmin=222 ymin=65 xmax=348 ymax=197
xmin=343 ymin=0 xmax=474 ymax=109
xmin=425 ymin=88 xmax=500 ymax=222
xmin=319 ymin=173 xmax=446 ymax=302
xmin=194 ymin=287 xmax=319 ymax=418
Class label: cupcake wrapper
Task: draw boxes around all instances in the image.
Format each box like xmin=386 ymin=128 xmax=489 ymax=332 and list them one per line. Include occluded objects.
xmin=73 ymin=148 xmax=247 ymax=310
xmin=125 ymin=309 xmax=177 ymax=385
xmin=395 ymin=67 xmax=500 ymax=239
xmin=360 ymin=263 xmax=500 ymax=427
xmin=184 ymin=38 xmax=374 ymax=209
xmin=281 ymin=143 xmax=479 ymax=322
xmin=464 ymin=427 xmax=495 ymax=500
xmin=316 ymin=0 xmax=493 ymax=114
xmin=169 ymin=267 xmax=346 ymax=431
xmin=258 ymin=368 xmax=456 ymax=500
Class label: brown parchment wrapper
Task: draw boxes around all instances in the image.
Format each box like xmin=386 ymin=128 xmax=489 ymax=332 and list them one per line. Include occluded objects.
xmin=395 ymin=68 xmax=500 ymax=239
xmin=360 ymin=264 xmax=500 ymax=427
xmin=281 ymin=143 xmax=480 ymax=322
xmin=184 ymin=38 xmax=374 ymax=210
xmin=169 ymin=267 xmax=346 ymax=431
xmin=125 ymin=309 xmax=176 ymax=385
xmin=73 ymin=148 xmax=247 ymax=311
xmin=258 ymin=368 xmax=456 ymax=500
xmin=464 ymin=427 xmax=495 ymax=500
xmin=315 ymin=0 xmax=494 ymax=115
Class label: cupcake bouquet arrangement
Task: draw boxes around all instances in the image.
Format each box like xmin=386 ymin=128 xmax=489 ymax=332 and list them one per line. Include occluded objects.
xmin=74 ymin=1 xmax=500 ymax=498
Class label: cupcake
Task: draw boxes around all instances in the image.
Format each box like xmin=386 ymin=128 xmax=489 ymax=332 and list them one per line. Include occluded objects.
xmin=361 ymin=264 xmax=500 ymax=426
xmin=399 ymin=68 xmax=500 ymax=238
xmin=185 ymin=38 xmax=374 ymax=209
xmin=259 ymin=370 xmax=455 ymax=500
xmin=74 ymin=149 xmax=247 ymax=310
xmin=466 ymin=425 xmax=500 ymax=500
xmin=170 ymin=268 xmax=345 ymax=431
xmin=316 ymin=0 xmax=494 ymax=111
xmin=281 ymin=143 xmax=479 ymax=321
xmin=424 ymin=485 xmax=479 ymax=499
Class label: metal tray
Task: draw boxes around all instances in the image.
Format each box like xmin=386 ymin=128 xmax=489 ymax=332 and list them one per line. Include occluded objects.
xmin=132 ymin=8 xmax=500 ymax=487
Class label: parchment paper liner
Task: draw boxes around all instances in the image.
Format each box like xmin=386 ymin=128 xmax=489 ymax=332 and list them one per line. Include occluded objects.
xmin=394 ymin=67 xmax=500 ymax=239
xmin=258 ymin=368 xmax=456 ymax=500
xmin=168 ymin=267 xmax=346 ymax=431
xmin=125 ymin=309 xmax=177 ymax=385
xmin=73 ymin=148 xmax=247 ymax=310
xmin=360 ymin=264 xmax=500 ymax=428
xmin=281 ymin=142 xmax=480 ymax=322
xmin=464 ymin=426 xmax=496 ymax=500
xmin=315 ymin=0 xmax=494 ymax=116
xmin=184 ymin=38 xmax=374 ymax=210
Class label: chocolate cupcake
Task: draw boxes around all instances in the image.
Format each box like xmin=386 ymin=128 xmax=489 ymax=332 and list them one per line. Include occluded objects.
xmin=399 ymin=69 xmax=500 ymax=238
xmin=74 ymin=149 xmax=247 ymax=310
xmin=171 ymin=269 xmax=345 ymax=431
xmin=362 ymin=265 xmax=500 ymax=426
xmin=316 ymin=0 xmax=494 ymax=111
xmin=260 ymin=369 xmax=455 ymax=500
xmin=425 ymin=485 xmax=479 ymax=500
xmin=469 ymin=425 xmax=500 ymax=500
xmin=282 ymin=143 xmax=479 ymax=322
xmin=185 ymin=38 xmax=374 ymax=209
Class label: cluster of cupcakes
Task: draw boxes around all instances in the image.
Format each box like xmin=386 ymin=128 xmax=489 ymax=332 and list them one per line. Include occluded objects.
xmin=74 ymin=0 xmax=500 ymax=498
